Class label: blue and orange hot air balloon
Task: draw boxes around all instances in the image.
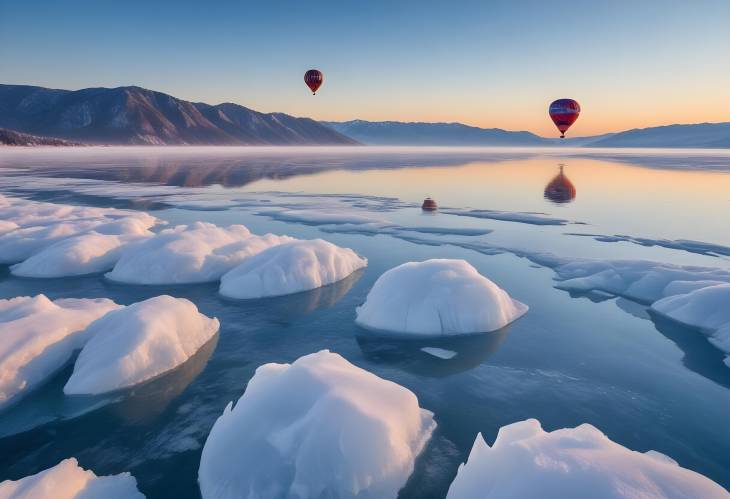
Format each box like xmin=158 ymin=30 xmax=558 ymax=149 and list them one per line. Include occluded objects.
xmin=549 ymin=99 xmax=580 ymax=138
xmin=304 ymin=69 xmax=324 ymax=95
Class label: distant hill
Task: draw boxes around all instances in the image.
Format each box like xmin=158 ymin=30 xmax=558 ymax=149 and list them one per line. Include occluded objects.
xmin=0 ymin=128 xmax=82 ymax=146
xmin=322 ymin=120 xmax=550 ymax=146
xmin=586 ymin=122 xmax=730 ymax=148
xmin=0 ymin=84 xmax=356 ymax=145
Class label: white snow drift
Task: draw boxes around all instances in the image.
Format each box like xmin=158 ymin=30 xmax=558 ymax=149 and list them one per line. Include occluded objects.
xmin=219 ymin=239 xmax=367 ymax=299
xmin=0 ymin=457 xmax=144 ymax=499
xmin=106 ymin=222 xmax=293 ymax=285
xmin=356 ymin=259 xmax=527 ymax=336
xmin=446 ymin=419 xmax=728 ymax=499
xmin=10 ymin=231 xmax=150 ymax=278
xmin=652 ymin=284 xmax=730 ymax=366
xmin=64 ymin=296 xmax=219 ymax=395
xmin=198 ymin=350 xmax=435 ymax=499
xmin=0 ymin=295 xmax=120 ymax=411
xmin=0 ymin=195 xmax=158 ymax=264
xmin=539 ymin=256 xmax=730 ymax=366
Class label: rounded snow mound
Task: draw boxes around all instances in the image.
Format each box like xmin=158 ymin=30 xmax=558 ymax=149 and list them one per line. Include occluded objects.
xmin=446 ymin=418 xmax=728 ymax=499
xmin=10 ymin=231 xmax=149 ymax=278
xmin=64 ymin=295 xmax=219 ymax=395
xmin=356 ymin=259 xmax=527 ymax=336
xmin=198 ymin=350 xmax=435 ymax=499
xmin=219 ymin=239 xmax=367 ymax=299
xmin=106 ymin=222 xmax=293 ymax=285
xmin=0 ymin=295 xmax=120 ymax=411
xmin=0 ymin=457 xmax=144 ymax=498
xmin=652 ymin=283 xmax=730 ymax=366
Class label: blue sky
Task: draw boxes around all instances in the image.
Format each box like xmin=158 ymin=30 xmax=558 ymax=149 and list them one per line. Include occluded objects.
xmin=2 ymin=0 xmax=729 ymax=136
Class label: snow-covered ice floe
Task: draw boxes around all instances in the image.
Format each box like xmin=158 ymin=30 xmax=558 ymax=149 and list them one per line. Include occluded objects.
xmin=106 ymin=222 xmax=293 ymax=285
xmin=446 ymin=419 xmax=729 ymax=499
xmin=219 ymin=239 xmax=367 ymax=299
xmin=64 ymin=296 xmax=219 ymax=395
xmin=0 ymin=194 xmax=158 ymax=265
xmin=10 ymin=231 xmax=150 ymax=278
xmin=651 ymin=284 xmax=730 ymax=367
xmin=0 ymin=295 xmax=120 ymax=411
xmin=0 ymin=457 xmax=144 ymax=498
xmin=198 ymin=350 xmax=435 ymax=499
xmin=536 ymin=256 xmax=730 ymax=366
xmin=355 ymin=259 xmax=527 ymax=336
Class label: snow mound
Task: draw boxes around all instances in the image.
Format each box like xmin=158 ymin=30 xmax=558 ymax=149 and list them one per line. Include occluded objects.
xmin=356 ymin=259 xmax=527 ymax=336
xmin=64 ymin=296 xmax=219 ymax=395
xmin=0 ymin=457 xmax=144 ymax=498
xmin=0 ymin=215 xmax=157 ymax=264
xmin=550 ymin=259 xmax=730 ymax=304
xmin=652 ymin=284 xmax=730 ymax=366
xmin=0 ymin=295 xmax=120 ymax=411
xmin=10 ymin=231 xmax=150 ymax=278
xmin=219 ymin=239 xmax=367 ymax=299
xmin=106 ymin=222 xmax=293 ymax=284
xmin=198 ymin=350 xmax=435 ymax=499
xmin=446 ymin=419 xmax=728 ymax=499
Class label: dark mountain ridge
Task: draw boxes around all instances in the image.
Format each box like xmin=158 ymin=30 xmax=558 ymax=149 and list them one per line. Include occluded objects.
xmin=0 ymin=84 xmax=356 ymax=145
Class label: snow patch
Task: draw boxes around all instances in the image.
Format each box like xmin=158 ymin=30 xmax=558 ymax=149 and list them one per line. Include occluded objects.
xmin=64 ymin=296 xmax=219 ymax=395
xmin=446 ymin=419 xmax=728 ymax=499
xmin=198 ymin=350 xmax=435 ymax=499
xmin=420 ymin=347 xmax=458 ymax=359
xmin=0 ymin=457 xmax=144 ymax=498
xmin=106 ymin=222 xmax=292 ymax=284
xmin=356 ymin=259 xmax=527 ymax=336
xmin=0 ymin=295 xmax=120 ymax=411
xmin=219 ymin=239 xmax=367 ymax=299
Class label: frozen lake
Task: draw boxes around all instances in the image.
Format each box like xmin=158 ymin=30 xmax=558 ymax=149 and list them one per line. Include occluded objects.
xmin=1 ymin=146 xmax=729 ymax=498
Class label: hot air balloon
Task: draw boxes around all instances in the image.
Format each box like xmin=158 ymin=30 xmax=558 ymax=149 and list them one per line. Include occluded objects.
xmin=304 ymin=69 xmax=324 ymax=95
xmin=544 ymin=164 xmax=576 ymax=204
xmin=549 ymin=99 xmax=580 ymax=138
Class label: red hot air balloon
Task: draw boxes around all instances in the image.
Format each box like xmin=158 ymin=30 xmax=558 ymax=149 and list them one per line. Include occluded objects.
xmin=549 ymin=99 xmax=580 ymax=138
xmin=544 ymin=164 xmax=576 ymax=204
xmin=304 ymin=69 xmax=324 ymax=95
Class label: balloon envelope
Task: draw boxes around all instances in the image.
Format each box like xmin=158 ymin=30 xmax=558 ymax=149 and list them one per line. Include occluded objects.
xmin=549 ymin=99 xmax=580 ymax=137
xmin=304 ymin=69 xmax=323 ymax=95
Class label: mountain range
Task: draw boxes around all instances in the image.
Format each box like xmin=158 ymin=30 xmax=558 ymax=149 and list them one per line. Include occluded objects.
xmin=0 ymin=84 xmax=355 ymax=145
xmin=1 ymin=84 xmax=728 ymax=148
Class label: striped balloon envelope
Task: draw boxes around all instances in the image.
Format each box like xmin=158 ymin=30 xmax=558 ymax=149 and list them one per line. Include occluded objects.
xmin=549 ymin=99 xmax=580 ymax=138
xmin=304 ymin=69 xmax=324 ymax=95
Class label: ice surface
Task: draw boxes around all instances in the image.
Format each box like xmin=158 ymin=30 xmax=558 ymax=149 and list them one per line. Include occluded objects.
xmin=64 ymin=296 xmax=219 ymax=395
xmin=356 ymin=259 xmax=528 ymax=336
xmin=652 ymin=284 xmax=730 ymax=365
xmin=0 ymin=457 xmax=144 ymax=498
xmin=10 ymin=231 xmax=150 ymax=278
xmin=219 ymin=239 xmax=367 ymax=299
xmin=106 ymin=222 xmax=293 ymax=284
xmin=442 ymin=208 xmax=572 ymax=226
xmin=198 ymin=350 xmax=435 ymax=499
xmin=0 ymin=295 xmax=120 ymax=411
xmin=446 ymin=419 xmax=728 ymax=499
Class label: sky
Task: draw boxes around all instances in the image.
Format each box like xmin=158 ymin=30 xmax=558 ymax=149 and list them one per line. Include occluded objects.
xmin=1 ymin=0 xmax=729 ymax=137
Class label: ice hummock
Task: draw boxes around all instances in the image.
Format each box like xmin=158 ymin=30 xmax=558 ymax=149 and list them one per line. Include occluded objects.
xmin=64 ymin=296 xmax=219 ymax=395
xmin=446 ymin=419 xmax=728 ymax=499
xmin=0 ymin=457 xmax=144 ymax=498
xmin=219 ymin=239 xmax=367 ymax=299
xmin=106 ymin=222 xmax=293 ymax=285
xmin=651 ymin=284 xmax=730 ymax=366
xmin=10 ymin=231 xmax=150 ymax=278
xmin=355 ymin=259 xmax=527 ymax=336
xmin=198 ymin=350 xmax=435 ymax=499
xmin=0 ymin=295 xmax=120 ymax=411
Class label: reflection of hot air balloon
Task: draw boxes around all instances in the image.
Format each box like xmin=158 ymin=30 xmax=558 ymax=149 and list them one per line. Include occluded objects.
xmin=549 ymin=99 xmax=580 ymax=138
xmin=304 ymin=69 xmax=324 ymax=95
xmin=544 ymin=164 xmax=576 ymax=204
